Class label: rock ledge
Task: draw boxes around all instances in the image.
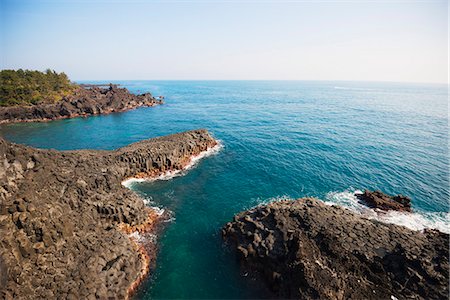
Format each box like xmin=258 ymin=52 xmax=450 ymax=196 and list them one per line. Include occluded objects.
xmin=222 ymin=198 xmax=448 ymax=299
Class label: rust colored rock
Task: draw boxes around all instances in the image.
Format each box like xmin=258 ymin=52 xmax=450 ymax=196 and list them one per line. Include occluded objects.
xmin=356 ymin=189 xmax=412 ymax=212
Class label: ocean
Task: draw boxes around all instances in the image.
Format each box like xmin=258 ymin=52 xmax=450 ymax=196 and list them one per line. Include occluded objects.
xmin=1 ymin=80 xmax=448 ymax=299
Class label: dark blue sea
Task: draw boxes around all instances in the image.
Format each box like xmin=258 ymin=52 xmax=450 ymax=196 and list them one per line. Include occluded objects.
xmin=1 ymin=81 xmax=448 ymax=299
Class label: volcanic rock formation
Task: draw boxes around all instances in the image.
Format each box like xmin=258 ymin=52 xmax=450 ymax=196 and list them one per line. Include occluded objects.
xmin=0 ymin=84 xmax=163 ymax=124
xmin=222 ymin=198 xmax=448 ymax=300
xmin=0 ymin=129 xmax=217 ymax=299
xmin=356 ymin=189 xmax=412 ymax=212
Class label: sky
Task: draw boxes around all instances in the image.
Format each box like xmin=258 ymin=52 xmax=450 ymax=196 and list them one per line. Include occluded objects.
xmin=0 ymin=0 xmax=448 ymax=83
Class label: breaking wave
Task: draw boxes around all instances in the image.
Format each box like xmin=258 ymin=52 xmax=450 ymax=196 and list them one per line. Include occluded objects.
xmin=251 ymin=190 xmax=449 ymax=234
xmin=246 ymin=195 xmax=292 ymax=211
xmin=128 ymin=231 xmax=157 ymax=243
xmin=324 ymin=189 xmax=450 ymax=234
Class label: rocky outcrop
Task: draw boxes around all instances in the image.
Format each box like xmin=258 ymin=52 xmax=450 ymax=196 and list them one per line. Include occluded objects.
xmin=356 ymin=190 xmax=412 ymax=212
xmin=222 ymin=198 xmax=449 ymax=300
xmin=0 ymin=84 xmax=163 ymax=124
xmin=0 ymin=129 xmax=217 ymax=299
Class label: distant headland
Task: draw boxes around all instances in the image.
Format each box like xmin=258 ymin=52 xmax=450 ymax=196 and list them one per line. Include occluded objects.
xmin=0 ymin=69 xmax=163 ymax=124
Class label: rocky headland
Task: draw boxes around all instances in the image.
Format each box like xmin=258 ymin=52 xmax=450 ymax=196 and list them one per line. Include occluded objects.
xmin=223 ymin=197 xmax=449 ymax=299
xmin=0 ymin=129 xmax=218 ymax=299
xmin=0 ymin=84 xmax=163 ymax=124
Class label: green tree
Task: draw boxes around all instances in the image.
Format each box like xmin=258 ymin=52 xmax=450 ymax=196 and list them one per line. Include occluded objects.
xmin=0 ymin=69 xmax=76 ymax=106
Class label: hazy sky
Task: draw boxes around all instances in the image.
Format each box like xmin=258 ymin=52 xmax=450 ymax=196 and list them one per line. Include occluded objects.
xmin=0 ymin=0 xmax=447 ymax=83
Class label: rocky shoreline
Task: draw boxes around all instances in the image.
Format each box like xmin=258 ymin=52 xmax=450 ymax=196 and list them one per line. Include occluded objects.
xmin=0 ymin=129 xmax=217 ymax=299
xmin=223 ymin=197 xmax=449 ymax=299
xmin=0 ymin=84 xmax=163 ymax=124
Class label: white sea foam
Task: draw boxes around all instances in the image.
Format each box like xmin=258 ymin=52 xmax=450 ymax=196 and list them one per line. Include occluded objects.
xmin=247 ymin=195 xmax=292 ymax=210
xmin=121 ymin=177 xmax=146 ymax=187
xmin=258 ymin=195 xmax=292 ymax=206
xmin=252 ymin=190 xmax=449 ymax=233
xmin=163 ymin=217 xmax=176 ymax=223
xmin=150 ymin=206 xmax=166 ymax=216
xmin=324 ymin=189 xmax=450 ymax=234
xmin=128 ymin=231 xmax=146 ymax=243
xmin=121 ymin=141 xmax=223 ymax=187
xmin=142 ymin=196 xmax=153 ymax=206
xmin=129 ymin=231 xmax=158 ymax=244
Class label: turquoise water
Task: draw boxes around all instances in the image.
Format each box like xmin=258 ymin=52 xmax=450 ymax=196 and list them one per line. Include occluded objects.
xmin=1 ymin=81 xmax=448 ymax=298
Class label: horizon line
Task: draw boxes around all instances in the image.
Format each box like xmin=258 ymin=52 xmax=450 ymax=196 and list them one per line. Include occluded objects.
xmin=73 ymin=79 xmax=449 ymax=85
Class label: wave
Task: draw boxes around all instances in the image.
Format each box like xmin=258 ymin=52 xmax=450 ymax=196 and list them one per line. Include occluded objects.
xmin=324 ymin=189 xmax=449 ymax=234
xmin=257 ymin=195 xmax=292 ymax=206
xmin=150 ymin=206 xmax=166 ymax=217
xmin=128 ymin=231 xmax=157 ymax=243
xmin=252 ymin=190 xmax=449 ymax=233
xmin=122 ymin=141 xmax=223 ymax=187
xmin=246 ymin=195 xmax=292 ymax=211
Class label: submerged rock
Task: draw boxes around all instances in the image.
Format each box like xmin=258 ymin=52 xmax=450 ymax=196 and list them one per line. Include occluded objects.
xmin=0 ymin=84 xmax=163 ymax=124
xmin=0 ymin=129 xmax=217 ymax=299
xmin=222 ymin=198 xmax=448 ymax=299
xmin=356 ymin=189 xmax=412 ymax=212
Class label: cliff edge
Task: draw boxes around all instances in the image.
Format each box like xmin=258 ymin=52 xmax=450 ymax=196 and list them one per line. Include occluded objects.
xmin=0 ymin=129 xmax=217 ymax=299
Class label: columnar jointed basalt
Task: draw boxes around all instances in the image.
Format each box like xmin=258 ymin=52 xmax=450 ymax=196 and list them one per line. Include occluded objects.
xmin=0 ymin=84 xmax=163 ymax=124
xmin=222 ymin=198 xmax=449 ymax=300
xmin=0 ymin=129 xmax=217 ymax=299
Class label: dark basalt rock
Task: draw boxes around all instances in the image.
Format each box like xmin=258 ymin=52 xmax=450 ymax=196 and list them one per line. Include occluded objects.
xmin=0 ymin=129 xmax=217 ymax=299
xmin=0 ymin=84 xmax=163 ymax=124
xmin=356 ymin=189 xmax=412 ymax=212
xmin=222 ymin=198 xmax=448 ymax=300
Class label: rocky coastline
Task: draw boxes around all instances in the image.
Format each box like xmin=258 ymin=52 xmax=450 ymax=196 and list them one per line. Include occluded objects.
xmin=0 ymin=84 xmax=163 ymax=124
xmin=223 ymin=197 xmax=449 ymax=299
xmin=0 ymin=129 xmax=218 ymax=299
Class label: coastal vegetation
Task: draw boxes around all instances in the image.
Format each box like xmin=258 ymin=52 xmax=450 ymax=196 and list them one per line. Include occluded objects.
xmin=0 ymin=78 xmax=162 ymax=124
xmin=0 ymin=69 xmax=75 ymax=106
